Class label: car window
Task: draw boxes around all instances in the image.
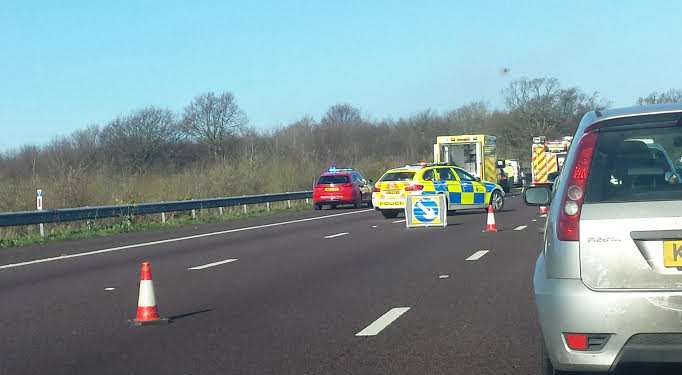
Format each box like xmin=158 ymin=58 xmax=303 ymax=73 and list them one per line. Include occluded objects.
xmin=317 ymin=175 xmax=349 ymax=184
xmin=422 ymin=169 xmax=435 ymax=181
xmin=380 ymin=171 xmax=415 ymax=182
xmin=454 ymin=168 xmax=475 ymax=181
xmin=585 ymin=125 xmax=682 ymax=203
xmin=351 ymin=173 xmax=359 ymax=182
xmin=437 ymin=167 xmax=456 ymax=181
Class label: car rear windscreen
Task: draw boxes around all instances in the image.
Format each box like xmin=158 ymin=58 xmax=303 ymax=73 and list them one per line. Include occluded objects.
xmin=586 ymin=122 xmax=682 ymax=203
xmin=380 ymin=172 xmax=415 ymax=182
xmin=317 ymin=175 xmax=349 ymax=184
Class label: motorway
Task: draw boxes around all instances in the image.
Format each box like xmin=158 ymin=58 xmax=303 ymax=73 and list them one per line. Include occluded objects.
xmin=1 ymin=194 xmax=545 ymax=375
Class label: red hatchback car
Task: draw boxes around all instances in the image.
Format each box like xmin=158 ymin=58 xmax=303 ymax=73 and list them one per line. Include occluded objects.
xmin=313 ymin=167 xmax=373 ymax=210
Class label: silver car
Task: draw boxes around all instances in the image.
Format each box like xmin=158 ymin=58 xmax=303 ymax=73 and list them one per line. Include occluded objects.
xmin=525 ymin=104 xmax=682 ymax=374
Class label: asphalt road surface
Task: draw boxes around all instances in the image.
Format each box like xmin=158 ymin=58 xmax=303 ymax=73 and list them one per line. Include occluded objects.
xmin=1 ymin=195 xmax=549 ymax=375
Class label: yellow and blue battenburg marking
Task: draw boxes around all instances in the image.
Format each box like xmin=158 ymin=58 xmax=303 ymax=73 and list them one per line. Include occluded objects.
xmin=422 ymin=180 xmax=498 ymax=205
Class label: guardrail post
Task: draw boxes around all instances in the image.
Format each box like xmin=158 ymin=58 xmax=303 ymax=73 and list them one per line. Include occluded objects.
xmin=242 ymin=204 xmax=247 ymax=214
xmin=287 ymin=200 xmax=292 ymax=209
xmin=161 ymin=212 xmax=166 ymax=224
xmin=306 ymin=198 xmax=309 ymax=204
xmin=191 ymin=209 xmax=196 ymax=220
xmin=219 ymin=207 xmax=224 ymax=216
xmin=266 ymin=202 xmax=271 ymax=212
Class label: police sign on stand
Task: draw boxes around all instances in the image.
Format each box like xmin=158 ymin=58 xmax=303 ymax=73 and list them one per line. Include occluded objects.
xmin=404 ymin=194 xmax=447 ymax=228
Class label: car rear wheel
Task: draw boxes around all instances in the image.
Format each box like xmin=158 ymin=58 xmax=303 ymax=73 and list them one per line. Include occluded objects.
xmin=490 ymin=190 xmax=504 ymax=212
xmin=353 ymin=197 xmax=362 ymax=209
xmin=313 ymin=203 xmax=321 ymax=210
xmin=381 ymin=209 xmax=399 ymax=219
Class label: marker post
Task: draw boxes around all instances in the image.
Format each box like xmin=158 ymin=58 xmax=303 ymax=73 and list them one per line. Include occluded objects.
xmin=36 ymin=189 xmax=45 ymax=239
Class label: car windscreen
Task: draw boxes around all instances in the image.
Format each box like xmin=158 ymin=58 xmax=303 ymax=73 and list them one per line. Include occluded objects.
xmin=380 ymin=171 xmax=415 ymax=182
xmin=317 ymin=175 xmax=349 ymax=184
xmin=585 ymin=124 xmax=682 ymax=203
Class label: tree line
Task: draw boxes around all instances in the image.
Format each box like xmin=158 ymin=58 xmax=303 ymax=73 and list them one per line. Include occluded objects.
xmin=0 ymin=77 xmax=679 ymax=211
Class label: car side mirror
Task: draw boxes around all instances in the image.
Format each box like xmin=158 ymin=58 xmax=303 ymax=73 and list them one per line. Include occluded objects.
xmin=524 ymin=186 xmax=551 ymax=206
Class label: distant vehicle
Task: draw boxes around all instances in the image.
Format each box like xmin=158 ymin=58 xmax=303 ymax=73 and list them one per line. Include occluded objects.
xmin=519 ymin=167 xmax=532 ymax=187
xmin=432 ymin=134 xmax=501 ymax=185
xmin=524 ymin=104 xmax=682 ymax=374
xmin=313 ymin=167 xmax=372 ymax=210
xmin=372 ymin=163 xmax=505 ymax=219
xmin=531 ymin=135 xmax=572 ymax=186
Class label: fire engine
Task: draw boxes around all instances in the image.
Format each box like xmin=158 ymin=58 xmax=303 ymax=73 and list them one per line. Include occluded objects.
xmin=531 ymin=136 xmax=573 ymax=185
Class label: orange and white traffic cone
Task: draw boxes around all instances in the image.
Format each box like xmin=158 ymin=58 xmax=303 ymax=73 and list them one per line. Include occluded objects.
xmin=130 ymin=261 xmax=170 ymax=326
xmin=484 ymin=204 xmax=498 ymax=232
xmin=538 ymin=206 xmax=549 ymax=215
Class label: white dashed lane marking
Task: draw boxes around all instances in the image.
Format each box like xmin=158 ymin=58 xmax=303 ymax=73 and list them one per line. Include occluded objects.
xmin=324 ymin=232 xmax=349 ymax=239
xmin=188 ymin=258 xmax=238 ymax=270
xmin=355 ymin=307 xmax=411 ymax=336
xmin=513 ymin=225 xmax=527 ymax=231
xmin=466 ymin=250 xmax=489 ymax=261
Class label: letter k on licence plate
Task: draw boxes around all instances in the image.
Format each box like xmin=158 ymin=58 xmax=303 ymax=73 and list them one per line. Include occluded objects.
xmin=663 ymin=240 xmax=682 ymax=267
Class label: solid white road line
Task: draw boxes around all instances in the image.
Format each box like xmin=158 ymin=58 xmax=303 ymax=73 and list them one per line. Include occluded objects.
xmin=104 ymin=287 xmax=116 ymax=291
xmin=188 ymin=258 xmax=238 ymax=270
xmin=466 ymin=250 xmax=489 ymax=261
xmin=355 ymin=307 xmax=411 ymax=336
xmin=513 ymin=225 xmax=527 ymax=231
xmin=0 ymin=209 xmax=374 ymax=270
xmin=324 ymin=232 xmax=349 ymax=239
xmin=392 ymin=219 xmax=406 ymax=223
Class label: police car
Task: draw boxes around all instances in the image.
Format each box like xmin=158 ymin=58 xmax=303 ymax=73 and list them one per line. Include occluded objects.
xmin=372 ymin=163 xmax=505 ymax=219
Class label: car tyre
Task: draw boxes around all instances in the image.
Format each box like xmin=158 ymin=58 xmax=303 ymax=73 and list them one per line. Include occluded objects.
xmin=381 ymin=210 xmax=399 ymax=219
xmin=490 ymin=190 xmax=504 ymax=212
xmin=354 ymin=197 xmax=362 ymax=209
xmin=313 ymin=203 xmax=321 ymax=210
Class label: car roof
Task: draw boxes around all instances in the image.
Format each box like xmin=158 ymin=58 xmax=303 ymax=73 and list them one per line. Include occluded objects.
xmin=582 ymin=104 xmax=682 ymax=129
xmin=320 ymin=172 xmax=352 ymax=177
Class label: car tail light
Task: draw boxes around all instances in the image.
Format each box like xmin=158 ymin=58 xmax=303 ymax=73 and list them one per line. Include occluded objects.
xmin=373 ymin=185 xmax=381 ymax=193
xmin=405 ymin=184 xmax=424 ymax=191
xmin=557 ymin=132 xmax=598 ymax=241
xmin=564 ymin=333 xmax=588 ymax=351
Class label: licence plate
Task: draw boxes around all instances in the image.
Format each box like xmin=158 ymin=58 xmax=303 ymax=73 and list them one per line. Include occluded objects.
xmin=663 ymin=240 xmax=682 ymax=267
xmin=384 ymin=190 xmax=401 ymax=195
xmin=324 ymin=187 xmax=340 ymax=192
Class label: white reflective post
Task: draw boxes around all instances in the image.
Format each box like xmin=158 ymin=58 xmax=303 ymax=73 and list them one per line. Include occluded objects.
xmin=36 ymin=189 xmax=45 ymax=239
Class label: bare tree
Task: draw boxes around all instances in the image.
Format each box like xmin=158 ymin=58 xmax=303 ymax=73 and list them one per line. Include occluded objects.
xmin=320 ymin=103 xmax=362 ymax=126
xmin=181 ymin=91 xmax=247 ymax=159
xmin=637 ymin=89 xmax=682 ymax=105
xmin=100 ymin=107 xmax=180 ymax=173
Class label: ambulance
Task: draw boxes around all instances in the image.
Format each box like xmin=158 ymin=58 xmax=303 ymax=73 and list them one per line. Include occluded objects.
xmin=530 ymin=136 xmax=573 ymax=185
xmin=433 ymin=134 xmax=499 ymax=184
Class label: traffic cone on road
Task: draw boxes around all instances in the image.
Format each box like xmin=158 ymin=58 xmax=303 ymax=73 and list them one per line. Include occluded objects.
xmin=484 ymin=205 xmax=498 ymax=232
xmin=538 ymin=206 xmax=549 ymax=215
xmin=130 ymin=261 xmax=170 ymax=326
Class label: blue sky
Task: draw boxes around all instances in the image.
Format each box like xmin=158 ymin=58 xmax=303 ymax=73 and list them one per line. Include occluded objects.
xmin=1 ymin=1 xmax=681 ymax=151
